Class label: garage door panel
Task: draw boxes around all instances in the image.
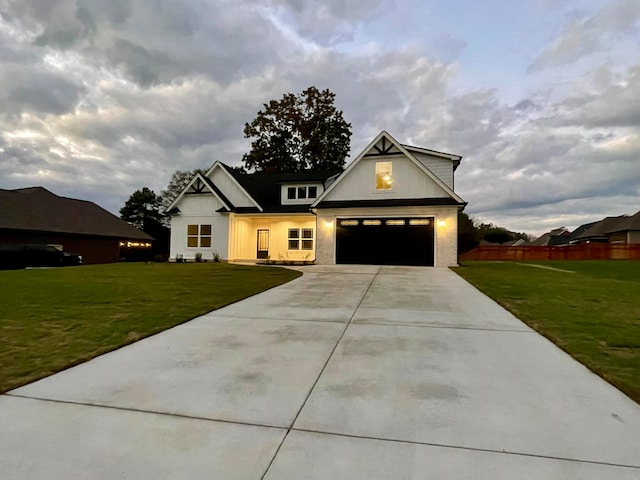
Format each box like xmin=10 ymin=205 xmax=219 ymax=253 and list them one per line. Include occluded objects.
xmin=336 ymin=218 xmax=434 ymax=266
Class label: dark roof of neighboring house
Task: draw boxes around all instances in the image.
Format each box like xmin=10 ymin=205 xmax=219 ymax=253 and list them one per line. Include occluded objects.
xmin=219 ymin=165 xmax=343 ymax=213
xmin=530 ymin=228 xmax=570 ymax=246
xmin=0 ymin=187 xmax=154 ymax=240
xmin=605 ymin=210 xmax=640 ymax=233
xmin=571 ymin=216 xmax=628 ymax=241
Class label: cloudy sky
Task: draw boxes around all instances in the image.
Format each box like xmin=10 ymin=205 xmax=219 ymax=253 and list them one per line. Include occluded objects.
xmin=1 ymin=0 xmax=639 ymax=235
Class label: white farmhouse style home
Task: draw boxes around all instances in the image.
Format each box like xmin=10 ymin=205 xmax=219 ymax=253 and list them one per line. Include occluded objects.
xmin=168 ymin=130 xmax=466 ymax=266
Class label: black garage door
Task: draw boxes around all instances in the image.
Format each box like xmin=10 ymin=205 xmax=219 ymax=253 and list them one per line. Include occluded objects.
xmin=336 ymin=217 xmax=434 ymax=266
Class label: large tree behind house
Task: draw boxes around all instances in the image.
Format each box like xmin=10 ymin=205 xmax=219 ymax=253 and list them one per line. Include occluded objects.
xmin=242 ymin=86 xmax=352 ymax=173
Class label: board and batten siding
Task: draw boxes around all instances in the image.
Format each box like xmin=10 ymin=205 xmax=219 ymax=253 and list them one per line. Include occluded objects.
xmin=169 ymin=194 xmax=229 ymax=261
xmin=323 ymin=154 xmax=450 ymax=202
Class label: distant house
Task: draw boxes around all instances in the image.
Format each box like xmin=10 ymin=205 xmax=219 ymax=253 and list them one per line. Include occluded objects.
xmin=0 ymin=187 xmax=153 ymax=264
xmin=570 ymin=215 xmax=631 ymax=244
xmin=530 ymin=227 xmax=571 ymax=246
xmin=168 ymin=130 xmax=466 ymax=267
xmin=604 ymin=211 xmax=640 ymax=244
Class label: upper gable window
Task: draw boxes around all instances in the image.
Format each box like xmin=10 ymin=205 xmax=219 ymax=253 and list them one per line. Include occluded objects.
xmin=376 ymin=162 xmax=392 ymax=190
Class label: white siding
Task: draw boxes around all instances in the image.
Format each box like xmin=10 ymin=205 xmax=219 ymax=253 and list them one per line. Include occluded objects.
xmin=228 ymin=214 xmax=316 ymax=261
xmin=169 ymin=194 xmax=229 ymax=261
xmin=315 ymin=205 xmax=459 ymax=267
xmin=209 ymin=167 xmax=256 ymax=208
xmin=322 ymin=154 xmax=450 ymax=202
xmin=280 ymin=183 xmax=324 ymax=205
xmin=412 ymin=152 xmax=454 ymax=189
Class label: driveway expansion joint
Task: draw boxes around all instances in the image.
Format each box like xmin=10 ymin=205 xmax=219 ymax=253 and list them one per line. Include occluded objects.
xmin=259 ymin=266 xmax=382 ymax=480
xmin=290 ymin=427 xmax=640 ymax=470
xmin=3 ymin=393 xmax=286 ymax=431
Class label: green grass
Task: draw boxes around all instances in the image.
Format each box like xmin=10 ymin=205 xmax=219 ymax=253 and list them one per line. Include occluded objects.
xmin=0 ymin=262 xmax=301 ymax=393
xmin=453 ymin=260 xmax=640 ymax=403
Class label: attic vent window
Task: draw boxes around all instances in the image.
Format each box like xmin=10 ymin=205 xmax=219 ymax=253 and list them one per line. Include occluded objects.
xmin=376 ymin=162 xmax=392 ymax=190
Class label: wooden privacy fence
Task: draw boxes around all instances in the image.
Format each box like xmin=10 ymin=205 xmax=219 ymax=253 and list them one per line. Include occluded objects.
xmin=461 ymin=243 xmax=640 ymax=261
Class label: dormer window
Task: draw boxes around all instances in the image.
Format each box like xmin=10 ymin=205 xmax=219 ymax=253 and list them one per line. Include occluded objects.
xmin=286 ymin=185 xmax=318 ymax=201
xmin=376 ymin=162 xmax=392 ymax=190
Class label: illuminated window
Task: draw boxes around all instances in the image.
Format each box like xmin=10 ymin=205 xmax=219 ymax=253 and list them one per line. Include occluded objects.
xmin=362 ymin=219 xmax=382 ymax=226
xmin=376 ymin=162 xmax=392 ymax=190
xmin=187 ymin=224 xmax=212 ymax=247
xmin=386 ymin=219 xmax=405 ymax=226
xmin=340 ymin=220 xmax=359 ymax=226
xmin=409 ymin=219 xmax=431 ymax=226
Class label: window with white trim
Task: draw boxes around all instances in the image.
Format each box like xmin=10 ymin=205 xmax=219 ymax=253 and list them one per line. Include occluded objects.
xmin=286 ymin=185 xmax=318 ymax=201
xmin=376 ymin=162 xmax=392 ymax=190
xmin=288 ymin=228 xmax=314 ymax=250
xmin=187 ymin=224 xmax=212 ymax=247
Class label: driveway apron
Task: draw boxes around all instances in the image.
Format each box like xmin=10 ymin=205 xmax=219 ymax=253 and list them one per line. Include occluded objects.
xmin=2 ymin=265 xmax=640 ymax=479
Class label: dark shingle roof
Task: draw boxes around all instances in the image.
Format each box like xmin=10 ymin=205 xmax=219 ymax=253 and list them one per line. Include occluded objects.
xmin=0 ymin=187 xmax=153 ymax=240
xmin=219 ymin=165 xmax=342 ymax=213
xmin=605 ymin=210 xmax=640 ymax=233
xmin=571 ymin=216 xmax=628 ymax=241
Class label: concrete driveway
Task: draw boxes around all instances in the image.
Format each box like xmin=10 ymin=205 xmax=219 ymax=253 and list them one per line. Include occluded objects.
xmin=2 ymin=265 xmax=640 ymax=478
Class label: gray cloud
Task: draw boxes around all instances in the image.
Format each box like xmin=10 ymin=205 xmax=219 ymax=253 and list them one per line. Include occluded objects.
xmin=529 ymin=0 xmax=640 ymax=72
xmin=0 ymin=0 xmax=638 ymax=235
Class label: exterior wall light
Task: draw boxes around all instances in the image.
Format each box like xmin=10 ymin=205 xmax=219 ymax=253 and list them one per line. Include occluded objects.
xmin=324 ymin=220 xmax=334 ymax=228
xmin=438 ymin=220 xmax=446 ymax=227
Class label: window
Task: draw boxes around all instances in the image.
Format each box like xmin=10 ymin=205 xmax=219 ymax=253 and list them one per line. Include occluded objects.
xmin=288 ymin=228 xmax=300 ymax=250
xmin=187 ymin=224 xmax=198 ymax=247
xmin=302 ymin=228 xmax=314 ymax=250
xmin=308 ymin=186 xmax=317 ymax=198
xmin=200 ymin=224 xmax=212 ymax=247
xmin=187 ymin=224 xmax=212 ymax=247
xmin=285 ymin=185 xmax=319 ymax=201
xmin=376 ymin=162 xmax=392 ymax=190
xmin=288 ymin=228 xmax=314 ymax=250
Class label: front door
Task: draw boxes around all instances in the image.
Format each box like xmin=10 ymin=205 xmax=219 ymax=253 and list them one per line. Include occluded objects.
xmin=257 ymin=229 xmax=269 ymax=259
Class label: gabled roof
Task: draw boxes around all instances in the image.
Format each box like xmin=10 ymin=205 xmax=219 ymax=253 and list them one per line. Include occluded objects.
xmin=167 ymin=172 xmax=233 ymax=212
xmin=222 ymin=167 xmax=342 ymax=213
xmin=311 ymin=130 xmax=465 ymax=208
xmin=530 ymin=228 xmax=570 ymax=246
xmin=571 ymin=216 xmax=629 ymax=241
xmin=0 ymin=187 xmax=153 ymax=240
xmin=401 ymin=144 xmax=462 ymax=171
xmin=605 ymin=210 xmax=640 ymax=233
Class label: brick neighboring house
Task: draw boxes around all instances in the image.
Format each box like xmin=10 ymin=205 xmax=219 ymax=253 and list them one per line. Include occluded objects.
xmin=0 ymin=187 xmax=153 ymax=264
xmin=569 ymin=213 xmax=640 ymax=244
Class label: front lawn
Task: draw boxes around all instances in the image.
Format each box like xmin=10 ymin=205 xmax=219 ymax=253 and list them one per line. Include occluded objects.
xmin=0 ymin=262 xmax=301 ymax=393
xmin=453 ymin=261 xmax=640 ymax=403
